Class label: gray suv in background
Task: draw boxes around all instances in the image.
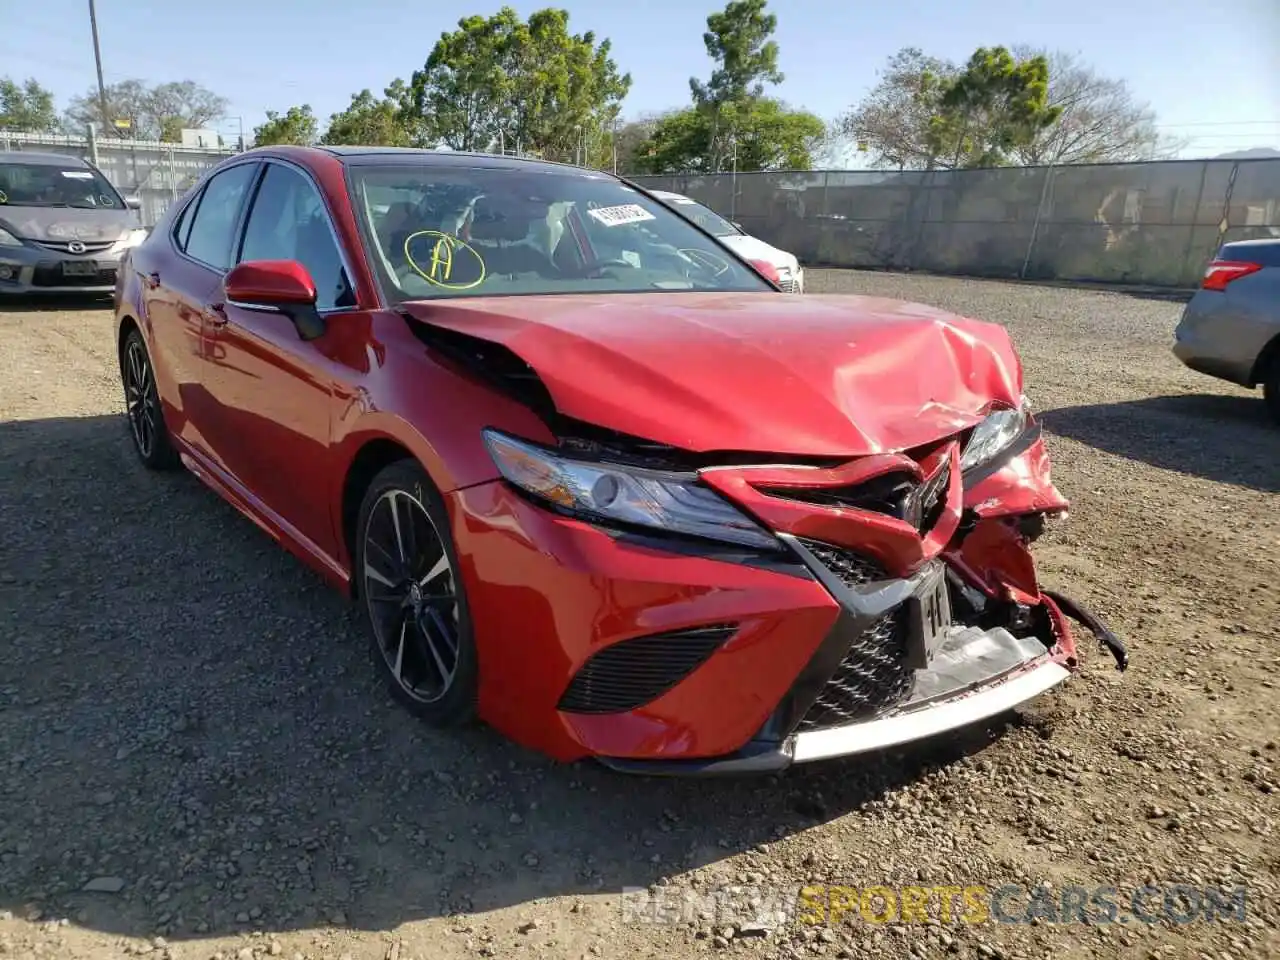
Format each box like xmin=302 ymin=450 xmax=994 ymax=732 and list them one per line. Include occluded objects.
xmin=0 ymin=151 xmax=145 ymax=295
xmin=1173 ymin=238 xmax=1280 ymax=424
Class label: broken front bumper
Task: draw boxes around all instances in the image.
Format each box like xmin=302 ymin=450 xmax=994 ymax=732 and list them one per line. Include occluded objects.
xmin=597 ymin=533 xmax=1119 ymax=777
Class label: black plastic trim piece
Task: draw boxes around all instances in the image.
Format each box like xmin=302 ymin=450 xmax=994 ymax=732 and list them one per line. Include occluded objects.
xmin=608 ymin=528 xmax=813 ymax=577
xmin=594 ymin=739 xmax=793 ymax=777
xmin=960 ymin=422 xmax=1043 ymax=488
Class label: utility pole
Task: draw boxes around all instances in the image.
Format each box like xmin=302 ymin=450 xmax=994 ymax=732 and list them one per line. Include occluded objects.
xmin=88 ymin=0 xmax=111 ymax=134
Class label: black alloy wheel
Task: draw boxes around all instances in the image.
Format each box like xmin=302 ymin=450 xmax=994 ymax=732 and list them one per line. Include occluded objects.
xmin=355 ymin=459 xmax=478 ymax=725
xmin=121 ymin=328 xmax=179 ymax=470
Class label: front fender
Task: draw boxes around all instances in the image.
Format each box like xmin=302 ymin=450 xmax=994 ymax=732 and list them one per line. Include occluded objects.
xmin=963 ymin=427 xmax=1068 ymax=519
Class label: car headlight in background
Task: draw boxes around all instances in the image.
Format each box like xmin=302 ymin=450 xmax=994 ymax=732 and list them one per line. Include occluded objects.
xmin=0 ymin=227 xmax=23 ymax=247
xmin=960 ymin=397 xmax=1031 ymax=472
xmin=483 ymin=429 xmax=780 ymax=550
xmin=112 ymin=228 xmax=149 ymax=252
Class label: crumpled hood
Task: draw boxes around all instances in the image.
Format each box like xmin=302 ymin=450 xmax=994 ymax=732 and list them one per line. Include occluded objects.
xmin=401 ymin=292 xmax=1024 ymax=457
xmin=0 ymin=205 xmax=134 ymax=243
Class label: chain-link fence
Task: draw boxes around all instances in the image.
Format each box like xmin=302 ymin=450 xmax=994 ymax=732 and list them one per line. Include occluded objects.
xmin=1 ymin=129 xmax=236 ymax=228
xmin=631 ymin=158 xmax=1280 ymax=288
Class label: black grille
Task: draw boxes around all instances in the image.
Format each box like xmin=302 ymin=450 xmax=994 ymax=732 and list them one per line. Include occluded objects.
xmin=557 ymin=624 xmax=738 ymax=714
xmin=800 ymin=539 xmax=889 ymax=588
xmin=795 ymin=539 xmax=914 ymax=729
xmin=34 ymin=240 xmax=115 ymax=254
xmin=32 ymin=264 xmax=117 ymax=287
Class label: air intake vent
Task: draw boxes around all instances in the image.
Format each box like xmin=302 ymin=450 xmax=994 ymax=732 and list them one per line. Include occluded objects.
xmin=557 ymin=625 xmax=738 ymax=714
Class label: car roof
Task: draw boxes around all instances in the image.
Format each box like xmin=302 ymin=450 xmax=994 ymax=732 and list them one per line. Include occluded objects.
xmin=649 ymin=189 xmax=695 ymax=203
xmin=0 ymin=151 xmax=91 ymax=167
xmin=288 ymin=145 xmax=609 ymax=179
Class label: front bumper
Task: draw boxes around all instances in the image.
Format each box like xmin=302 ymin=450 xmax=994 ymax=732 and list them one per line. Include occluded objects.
xmin=596 ymin=536 xmax=1072 ymax=776
xmin=448 ymin=438 xmax=1104 ymax=772
xmin=0 ymin=244 xmax=124 ymax=295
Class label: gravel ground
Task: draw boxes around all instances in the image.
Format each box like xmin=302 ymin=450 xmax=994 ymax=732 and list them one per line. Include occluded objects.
xmin=1 ymin=270 xmax=1277 ymax=960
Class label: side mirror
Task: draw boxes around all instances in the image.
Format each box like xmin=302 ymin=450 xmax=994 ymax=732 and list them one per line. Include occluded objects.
xmin=747 ymin=258 xmax=781 ymax=286
xmin=124 ymin=195 xmax=142 ymax=210
xmin=224 ymin=260 xmax=326 ymax=340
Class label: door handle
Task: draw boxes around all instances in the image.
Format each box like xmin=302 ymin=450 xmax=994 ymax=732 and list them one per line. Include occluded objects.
xmin=206 ymin=302 xmax=229 ymax=327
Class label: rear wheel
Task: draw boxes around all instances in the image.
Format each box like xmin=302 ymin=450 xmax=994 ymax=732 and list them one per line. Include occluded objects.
xmin=354 ymin=459 xmax=478 ymax=726
xmin=120 ymin=327 xmax=180 ymax=470
xmin=1264 ymin=355 xmax=1280 ymax=424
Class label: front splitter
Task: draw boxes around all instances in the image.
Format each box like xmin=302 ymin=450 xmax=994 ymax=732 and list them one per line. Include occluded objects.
xmin=594 ymin=624 xmax=1071 ymax=777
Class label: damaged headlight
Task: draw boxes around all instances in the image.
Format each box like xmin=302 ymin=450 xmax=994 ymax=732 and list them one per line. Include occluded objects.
xmin=960 ymin=397 xmax=1031 ymax=472
xmin=483 ymin=430 xmax=779 ymax=550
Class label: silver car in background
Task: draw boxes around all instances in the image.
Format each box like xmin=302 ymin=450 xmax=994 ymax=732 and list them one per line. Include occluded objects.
xmin=0 ymin=151 xmax=145 ymax=296
xmin=1173 ymin=239 xmax=1280 ymax=423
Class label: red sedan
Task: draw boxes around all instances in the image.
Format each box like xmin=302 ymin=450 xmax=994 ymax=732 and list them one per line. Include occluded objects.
xmin=113 ymin=146 xmax=1126 ymax=775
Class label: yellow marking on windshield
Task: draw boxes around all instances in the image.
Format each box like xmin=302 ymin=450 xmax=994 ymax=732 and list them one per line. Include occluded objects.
xmin=404 ymin=229 xmax=486 ymax=290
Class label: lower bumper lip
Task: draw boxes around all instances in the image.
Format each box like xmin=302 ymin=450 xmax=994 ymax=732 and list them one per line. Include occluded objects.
xmin=595 ymin=629 xmax=1068 ymax=776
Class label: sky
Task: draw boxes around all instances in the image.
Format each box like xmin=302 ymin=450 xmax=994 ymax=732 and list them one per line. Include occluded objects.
xmin=4 ymin=0 xmax=1279 ymax=164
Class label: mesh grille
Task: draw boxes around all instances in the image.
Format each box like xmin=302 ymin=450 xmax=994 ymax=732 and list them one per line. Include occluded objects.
xmin=799 ymin=539 xmax=889 ymax=588
xmin=795 ymin=539 xmax=914 ymax=730
xmin=557 ymin=625 xmax=738 ymax=714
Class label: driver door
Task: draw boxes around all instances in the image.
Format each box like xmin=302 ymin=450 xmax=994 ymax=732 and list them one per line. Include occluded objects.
xmin=198 ymin=160 xmax=360 ymax=559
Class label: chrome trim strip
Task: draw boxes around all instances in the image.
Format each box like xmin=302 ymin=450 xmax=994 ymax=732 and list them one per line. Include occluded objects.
xmin=789 ymin=658 xmax=1070 ymax=763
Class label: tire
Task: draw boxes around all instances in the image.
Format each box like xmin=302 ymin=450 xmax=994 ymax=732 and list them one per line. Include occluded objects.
xmin=354 ymin=458 xmax=478 ymax=726
xmin=1264 ymin=355 xmax=1280 ymax=425
xmin=120 ymin=327 xmax=180 ymax=470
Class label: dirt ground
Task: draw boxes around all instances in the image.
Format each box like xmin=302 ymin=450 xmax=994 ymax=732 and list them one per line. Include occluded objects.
xmin=1 ymin=270 xmax=1277 ymax=960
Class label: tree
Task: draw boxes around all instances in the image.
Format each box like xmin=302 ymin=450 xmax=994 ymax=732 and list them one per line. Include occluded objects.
xmin=924 ymin=47 xmax=1061 ymax=168
xmin=64 ymin=78 xmax=228 ymax=140
xmin=252 ymin=105 xmax=319 ymax=146
xmin=689 ymin=0 xmax=785 ymax=171
xmin=1010 ymin=47 xmax=1184 ymax=164
xmin=834 ymin=48 xmax=958 ymax=169
xmin=321 ymin=83 xmax=415 ymax=146
xmin=404 ymin=7 xmax=631 ymax=160
xmin=0 ymin=77 xmax=59 ymax=133
xmin=631 ymin=98 xmax=825 ymax=174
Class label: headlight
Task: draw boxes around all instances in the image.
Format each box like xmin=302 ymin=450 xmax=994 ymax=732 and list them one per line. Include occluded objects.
xmin=483 ymin=430 xmax=779 ymax=550
xmin=114 ymin=228 xmax=149 ymax=251
xmin=960 ymin=398 xmax=1030 ymax=472
xmin=0 ymin=227 xmax=22 ymax=247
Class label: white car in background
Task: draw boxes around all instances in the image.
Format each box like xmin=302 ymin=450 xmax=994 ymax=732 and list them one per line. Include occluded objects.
xmin=648 ymin=189 xmax=804 ymax=293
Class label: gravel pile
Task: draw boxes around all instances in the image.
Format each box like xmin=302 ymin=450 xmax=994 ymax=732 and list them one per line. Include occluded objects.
xmin=1 ymin=271 xmax=1276 ymax=960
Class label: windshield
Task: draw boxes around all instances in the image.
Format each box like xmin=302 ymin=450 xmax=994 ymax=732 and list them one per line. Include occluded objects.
xmin=348 ymin=163 xmax=772 ymax=302
xmin=663 ymin=197 xmax=740 ymax=237
xmin=0 ymin=161 xmax=124 ymax=209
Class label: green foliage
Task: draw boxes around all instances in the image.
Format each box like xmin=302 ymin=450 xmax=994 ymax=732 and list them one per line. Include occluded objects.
xmin=403 ymin=6 xmax=630 ymax=161
xmin=252 ymin=105 xmax=319 ymax=147
xmin=321 ymin=83 xmax=415 ymax=147
xmin=689 ymin=0 xmax=783 ymax=107
xmin=926 ymin=46 xmax=1060 ymax=168
xmin=631 ymin=98 xmax=825 ymax=174
xmin=835 ymin=48 xmax=958 ymax=169
xmin=0 ymin=76 xmax=59 ymax=133
xmin=632 ymin=0 xmax=820 ymax=173
xmin=63 ymin=79 xmax=228 ymax=140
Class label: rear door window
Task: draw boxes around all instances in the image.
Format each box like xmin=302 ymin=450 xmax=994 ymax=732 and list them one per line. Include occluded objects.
xmin=183 ymin=163 xmax=258 ymax=270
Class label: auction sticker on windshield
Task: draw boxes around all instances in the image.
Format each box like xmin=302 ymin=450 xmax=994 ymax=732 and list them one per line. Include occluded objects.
xmin=587 ymin=204 xmax=656 ymax=227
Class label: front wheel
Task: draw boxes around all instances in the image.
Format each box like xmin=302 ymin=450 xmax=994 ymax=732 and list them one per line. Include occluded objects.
xmin=120 ymin=327 xmax=180 ymax=470
xmin=354 ymin=459 xmax=478 ymax=726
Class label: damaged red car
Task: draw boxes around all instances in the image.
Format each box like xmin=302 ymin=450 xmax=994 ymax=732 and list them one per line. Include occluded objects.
xmin=113 ymin=146 xmax=1126 ymax=774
